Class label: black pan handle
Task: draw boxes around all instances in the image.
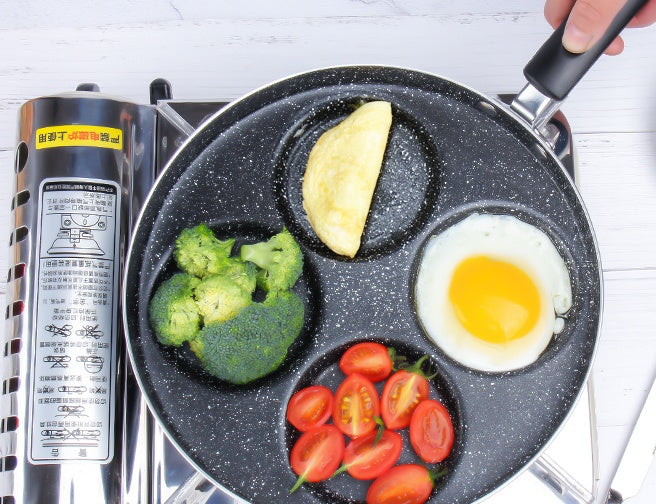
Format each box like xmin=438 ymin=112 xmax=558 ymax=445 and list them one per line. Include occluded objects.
xmin=524 ymin=0 xmax=648 ymax=100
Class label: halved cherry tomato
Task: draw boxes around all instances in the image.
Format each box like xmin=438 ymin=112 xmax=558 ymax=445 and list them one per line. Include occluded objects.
xmin=336 ymin=429 xmax=403 ymax=480
xmin=381 ymin=358 xmax=431 ymax=430
xmin=340 ymin=342 xmax=393 ymax=382
xmin=332 ymin=373 xmax=380 ymax=438
xmin=366 ymin=464 xmax=434 ymax=504
xmin=410 ymin=399 xmax=454 ymax=463
xmin=289 ymin=425 xmax=345 ymax=492
xmin=286 ymin=385 xmax=334 ymax=432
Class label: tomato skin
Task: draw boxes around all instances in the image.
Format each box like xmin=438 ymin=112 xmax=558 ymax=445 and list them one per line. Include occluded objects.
xmin=410 ymin=399 xmax=454 ymax=463
xmin=340 ymin=342 xmax=393 ymax=382
xmin=286 ymin=385 xmax=334 ymax=432
xmin=366 ymin=464 xmax=433 ymax=504
xmin=342 ymin=429 xmax=403 ymax=480
xmin=289 ymin=425 xmax=345 ymax=483
xmin=333 ymin=373 xmax=381 ymax=438
xmin=381 ymin=370 xmax=430 ymax=430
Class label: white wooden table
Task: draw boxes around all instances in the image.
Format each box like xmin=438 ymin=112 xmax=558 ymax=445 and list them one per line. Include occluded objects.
xmin=1 ymin=1 xmax=655 ymax=503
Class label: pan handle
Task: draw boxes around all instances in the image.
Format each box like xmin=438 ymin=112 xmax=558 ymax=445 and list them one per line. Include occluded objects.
xmin=524 ymin=0 xmax=648 ymax=101
xmin=512 ymin=0 xmax=647 ymax=131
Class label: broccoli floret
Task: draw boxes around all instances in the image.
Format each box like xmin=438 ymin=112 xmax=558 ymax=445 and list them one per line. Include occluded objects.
xmin=189 ymin=290 xmax=305 ymax=384
xmin=174 ymin=223 xmax=235 ymax=278
xmin=193 ymin=274 xmax=252 ymax=324
xmin=212 ymin=257 xmax=257 ymax=293
xmin=239 ymin=228 xmax=303 ymax=292
xmin=148 ymin=273 xmax=201 ymax=347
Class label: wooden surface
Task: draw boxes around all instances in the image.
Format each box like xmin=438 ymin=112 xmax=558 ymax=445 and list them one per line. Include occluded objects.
xmin=1 ymin=1 xmax=655 ymax=503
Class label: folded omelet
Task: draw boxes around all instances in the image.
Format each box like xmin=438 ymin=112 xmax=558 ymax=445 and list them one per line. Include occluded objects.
xmin=302 ymin=101 xmax=392 ymax=257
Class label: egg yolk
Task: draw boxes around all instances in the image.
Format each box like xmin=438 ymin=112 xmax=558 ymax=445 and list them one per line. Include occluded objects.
xmin=448 ymin=256 xmax=541 ymax=344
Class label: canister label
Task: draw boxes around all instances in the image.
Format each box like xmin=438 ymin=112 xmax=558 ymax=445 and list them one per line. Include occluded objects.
xmin=28 ymin=178 xmax=121 ymax=464
xmin=35 ymin=125 xmax=123 ymax=150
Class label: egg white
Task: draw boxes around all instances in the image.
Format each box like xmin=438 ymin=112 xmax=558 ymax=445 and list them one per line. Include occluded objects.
xmin=415 ymin=213 xmax=572 ymax=372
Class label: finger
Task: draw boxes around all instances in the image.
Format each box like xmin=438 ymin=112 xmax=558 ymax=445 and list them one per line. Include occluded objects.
xmin=562 ymin=0 xmax=627 ymax=53
xmin=544 ymin=0 xmax=577 ymax=28
xmin=603 ymin=35 xmax=625 ymax=55
xmin=628 ymin=0 xmax=656 ymax=27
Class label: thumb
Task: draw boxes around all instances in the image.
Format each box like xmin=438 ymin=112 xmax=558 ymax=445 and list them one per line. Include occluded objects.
xmin=562 ymin=0 xmax=626 ymax=53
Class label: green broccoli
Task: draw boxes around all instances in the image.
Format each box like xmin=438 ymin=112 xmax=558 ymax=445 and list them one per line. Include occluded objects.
xmin=240 ymin=227 xmax=303 ymax=292
xmin=189 ymin=290 xmax=305 ymax=384
xmin=212 ymin=257 xmax=257 ymax=293
xmin=150 ymin=224 xmax=307 ymax=384
xmin=174 ymin=223 xmax=235 ymax=278
xmin=193 ymin=274 xmax=253 ymax=324
xmin=148 ymin=273 xmax=201 ymax=347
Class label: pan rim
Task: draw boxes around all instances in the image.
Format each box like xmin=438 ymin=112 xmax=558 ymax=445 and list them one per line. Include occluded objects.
xmin=122 ymin=64 xmax=604 ymax=503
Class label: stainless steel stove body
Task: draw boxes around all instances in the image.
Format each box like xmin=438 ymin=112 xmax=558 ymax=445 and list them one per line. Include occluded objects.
xmin=3 ymin=89 xmax=157 ymax=504
xmin=2 ymin=81 xmax=592 ymax=504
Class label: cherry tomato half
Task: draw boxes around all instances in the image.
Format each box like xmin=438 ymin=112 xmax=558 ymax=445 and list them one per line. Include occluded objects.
xmin=289 ymin=425 xmax=345 ymax=492
xmin=381 ymin=369 xmax=430 ymax=430
xmin=340 ymin=342 xmax=393 ymax=382
xmin=366 ymin=464 xmax=434 ymax=504
xmin=410 ymin=399 xmax=455 ymax=463
xmin=333 ymin=373 xmax=380 ymax=438
xmin=286 ymin=385 xmax=334 ymax=432
xmin=341 ymin=429 xmax=403 ymax=480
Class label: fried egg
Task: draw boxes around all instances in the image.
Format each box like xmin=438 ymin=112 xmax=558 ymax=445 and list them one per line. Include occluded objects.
xmin=415 ymin=213 xmax=572 ymax=372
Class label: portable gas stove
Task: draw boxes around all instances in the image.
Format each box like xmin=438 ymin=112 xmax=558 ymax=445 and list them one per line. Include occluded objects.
xmin=2 ymin=80 xmax=597 ymax=504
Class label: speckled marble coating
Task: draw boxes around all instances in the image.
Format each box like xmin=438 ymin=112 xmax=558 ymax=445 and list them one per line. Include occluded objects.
xmin=123 ymin=66 xmax=601 ymax=504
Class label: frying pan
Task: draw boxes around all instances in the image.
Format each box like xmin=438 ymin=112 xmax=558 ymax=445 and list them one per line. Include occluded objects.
xmin=123 ymin=3 xmax=645 ymax=503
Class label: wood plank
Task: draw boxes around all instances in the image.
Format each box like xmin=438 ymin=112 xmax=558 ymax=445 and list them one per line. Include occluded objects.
xmin=0 ymin=1 xmax=544 ymax=29
xmin=593 ymin=269 xmax=656 ymax=503
xmin=576 ymin=131 xmax=656 ymax=272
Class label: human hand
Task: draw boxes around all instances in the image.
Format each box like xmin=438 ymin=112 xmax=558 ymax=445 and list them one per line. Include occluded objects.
xmin=544 ymin=0 xmax=656 ymax=55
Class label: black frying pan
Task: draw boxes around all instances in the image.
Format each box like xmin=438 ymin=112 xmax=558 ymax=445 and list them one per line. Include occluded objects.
xmin=123 ymin=3 xmax=645 ymax=502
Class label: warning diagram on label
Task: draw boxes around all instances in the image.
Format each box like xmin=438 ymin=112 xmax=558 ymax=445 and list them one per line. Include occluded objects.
xmin=29 ymin=179 xmax=120 ymax=464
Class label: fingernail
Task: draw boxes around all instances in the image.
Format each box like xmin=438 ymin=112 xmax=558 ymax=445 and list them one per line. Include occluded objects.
xmin=563 ymin=22 xmax=594 ymax=53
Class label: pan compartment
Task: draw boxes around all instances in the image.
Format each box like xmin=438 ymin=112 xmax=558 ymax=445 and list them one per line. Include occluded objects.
xmin=281 ymin=336 xmax=463 ymax=503
xmin=272 ymin=97 xmax=440 ymax=262
xmin=409 ymin=202 xmax=580 ymax=376
xmin=143 ymin=220 xmax=323 ymax=390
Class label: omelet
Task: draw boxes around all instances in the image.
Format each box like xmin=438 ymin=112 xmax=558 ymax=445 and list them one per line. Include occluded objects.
xmin=302 ymin=101 xmax=392 ymax=257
